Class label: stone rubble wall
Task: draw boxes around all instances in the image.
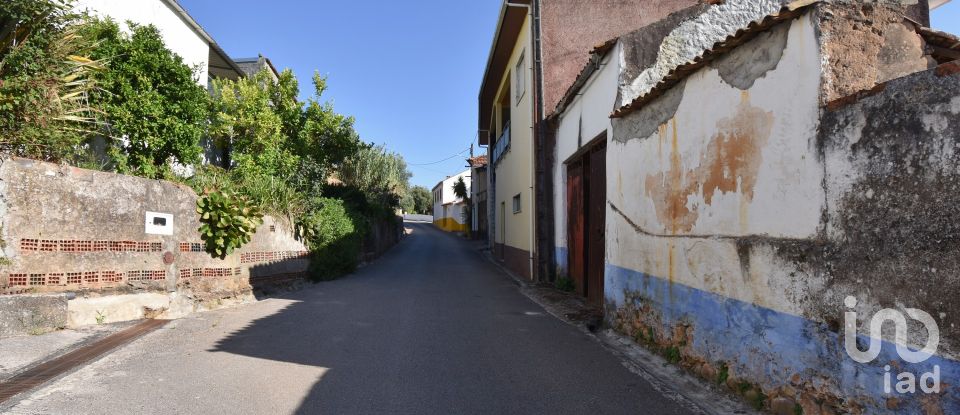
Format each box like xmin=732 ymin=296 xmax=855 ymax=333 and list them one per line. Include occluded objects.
xmin=0 ymin=158 xmax=308 ymax=334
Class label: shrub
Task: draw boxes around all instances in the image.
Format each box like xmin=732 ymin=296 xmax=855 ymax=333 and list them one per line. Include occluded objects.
xmin=188 ymin=165 xmax=307 ymax=221
xmin=297 ymin=197 xmax=362 ymax=280
xmin=209 ymin=70 xmax=298 ymax=179
xmin=196 ymin=190 xmax=263 ymax=259
xmin=555 ymin=277 xmax=575 ymax=292
xmin=82 ymin=18 xmax=208 ymax=179
xmin=0 ymin=0 xmax=102 ymax=161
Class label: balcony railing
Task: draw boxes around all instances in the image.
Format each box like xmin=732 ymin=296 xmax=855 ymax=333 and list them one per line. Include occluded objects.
xmin=492 ymin=122 xmax=510 ymax=165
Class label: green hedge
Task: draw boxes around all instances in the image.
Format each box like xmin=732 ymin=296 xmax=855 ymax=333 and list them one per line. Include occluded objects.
xmin=298 ymin=197 xmax=363 ymax=280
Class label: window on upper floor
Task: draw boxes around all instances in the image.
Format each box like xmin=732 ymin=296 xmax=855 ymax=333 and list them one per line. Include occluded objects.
xmin=512 ymin=193 xmax=521 ymax=214
xmin=498 ymin=74 xmax=512 ymax=134
xmin=515 ymin=51 xmax=525 ymax=105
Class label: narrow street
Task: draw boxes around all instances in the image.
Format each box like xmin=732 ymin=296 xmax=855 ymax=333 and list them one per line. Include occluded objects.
xmin=2 ymin=223 xmax=698 ymax=415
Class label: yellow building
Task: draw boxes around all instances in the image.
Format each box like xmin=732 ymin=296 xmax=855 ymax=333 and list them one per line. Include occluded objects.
xmin=432 ymin=170 xmax=471 ymax=233
xmin=478 ymin=0 xmax=696 ymax=281
xmin=478 ymin=3 xmax=534 ymax=279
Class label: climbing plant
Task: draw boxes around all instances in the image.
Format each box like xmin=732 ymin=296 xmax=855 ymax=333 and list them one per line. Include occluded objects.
xmin=82 ymin=18 xmax=208 ymax=179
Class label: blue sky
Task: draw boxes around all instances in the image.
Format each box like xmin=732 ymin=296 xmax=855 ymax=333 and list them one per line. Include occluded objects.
xmin=179 ymin=0 xmax=502 ymax=188
xmin=932 ymin=1 xmax=960 ymax=32
xmin=180 ymin=1 xmax=960 ymax=188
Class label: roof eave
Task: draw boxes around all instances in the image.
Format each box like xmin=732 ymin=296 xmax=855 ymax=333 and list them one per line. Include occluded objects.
xmin=477 ymin=1 xmax=530 ymax=145
xmin=550 ymin=40 xmax=619 ymax=119
xmin=161 ymin=0 xmax=244 ymax=79
xmin=611 ymin=0 xmax=817 ymax=119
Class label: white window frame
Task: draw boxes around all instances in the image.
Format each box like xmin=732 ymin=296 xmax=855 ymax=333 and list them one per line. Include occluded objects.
xmin=512 ymin=193 xmax=521 ymax=214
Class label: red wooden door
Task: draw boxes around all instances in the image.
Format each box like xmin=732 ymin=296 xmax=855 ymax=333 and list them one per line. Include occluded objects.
xmin=566 ymin=162 xmax=586 ymax=296
xmin=586 ymin=144 xmax=607 ymax=305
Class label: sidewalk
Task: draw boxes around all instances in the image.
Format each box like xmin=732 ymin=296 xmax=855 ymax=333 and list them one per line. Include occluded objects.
xmin=472 ymin=239 xmax=756 ymax=415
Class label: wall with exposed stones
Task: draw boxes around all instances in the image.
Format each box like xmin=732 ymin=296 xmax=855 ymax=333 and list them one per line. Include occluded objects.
xmin=0 ymin=158 xmax=308 ymax=333
xmin=599 ymin=2 xmax=959 ymax=414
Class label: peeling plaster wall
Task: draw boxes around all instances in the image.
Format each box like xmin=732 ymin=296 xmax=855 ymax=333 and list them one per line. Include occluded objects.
xmin=818 ymin=64 xmax=960 ymax=358
xmin=816 ymin=1 xmax=937 ymax=106
xmin=552 ymin=45 xmax=621 ymax=276
xmin=617 ymin=0 xmax=791 ymax=108
xmin=539 ymin=0 xmax=698 ymax=116
xmin=603 ymin=6 xmax=960 ymax=413
xmin=0 ymin=159 xmax=308 ymax=333
xmin=617 ymin=0 xmax=934 ymax=107
xmin=610 ymin=15 xmax=824 ymax=242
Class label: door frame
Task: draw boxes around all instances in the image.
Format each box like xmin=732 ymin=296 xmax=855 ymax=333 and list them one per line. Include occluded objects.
xmin=563 ymin=132 xmax=607 ymax=306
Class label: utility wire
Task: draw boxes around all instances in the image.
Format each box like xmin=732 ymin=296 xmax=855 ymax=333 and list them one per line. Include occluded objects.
xmin=407 ymin=164 xmax=453 ymax=175
xmin=407 ymin=148 xmax=470 ymax=166
xmin=407 ymin=134 xmax=477 ymax=166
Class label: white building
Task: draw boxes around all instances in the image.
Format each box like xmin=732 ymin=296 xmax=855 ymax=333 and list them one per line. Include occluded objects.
xmin=431 ymin=169 xmax=471 ymax=233
xmin=72 ymin=0 xmax=243 ymax=85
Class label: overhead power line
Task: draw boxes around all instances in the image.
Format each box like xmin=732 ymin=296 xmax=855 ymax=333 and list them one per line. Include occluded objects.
xmin=407 ymin=134 xmax=478 ymax=166
xmin=407 ymin=148 xmax=470 ymax=166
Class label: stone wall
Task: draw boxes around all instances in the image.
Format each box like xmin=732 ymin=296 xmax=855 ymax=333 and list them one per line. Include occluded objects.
xmin=601 ymin=3 xmax=959 ymax=413
xmin=0 ymin=158 xmax=308 ymax=332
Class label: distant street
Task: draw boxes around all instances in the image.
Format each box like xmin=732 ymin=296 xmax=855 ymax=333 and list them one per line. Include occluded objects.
xmin=3 ymin=223 xmax=696 ymax=415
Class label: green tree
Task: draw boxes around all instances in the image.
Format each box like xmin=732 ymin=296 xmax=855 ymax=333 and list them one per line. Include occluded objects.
xmin=408 ymin=185 xmax=432 ymax=214
xmin=339 ymin=143 xmax=412 ymax=209
xmin=452 ymin=176 xmax=469 ymax=203
xmin=298 ymin=197 xmax=362 ymax=280
xmin=0 ymin=0 xmax=102 ymax=161
xmin=400 ymin=192 xmax=415 ymax=214
xmin=209 ymin=70 xmax=298 ymax=179
xmin=294 ymin=73 xmax=362 ymax=192
xmin=452 ymin=176 xmax=470 ymax=233
xmin=82 ymin=18 xmax=208 ymax=179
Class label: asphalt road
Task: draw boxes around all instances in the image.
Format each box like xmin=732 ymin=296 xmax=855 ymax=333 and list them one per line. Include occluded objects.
xmin=3 ymin=223 xmax=696 ymax=415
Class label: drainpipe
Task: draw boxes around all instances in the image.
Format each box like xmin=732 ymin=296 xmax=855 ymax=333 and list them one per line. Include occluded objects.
xmin=532 ymin=0 xmax=547 ymax=282
xmin=479 ymin=130 xmax=492 ymax=248
xmin=529 ymin=0 xmax=539 ymax=281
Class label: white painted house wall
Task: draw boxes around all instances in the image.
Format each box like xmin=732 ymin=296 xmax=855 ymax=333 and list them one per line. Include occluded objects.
xmin=432 ymin=169 xmax=472 ymax=229
xmin=606 ymin=15 xmax=823 ymax=314
xmin=72 ymin=0 xmax=211 ymax=84
xmin=552 ymin=44 xmax=621 ymax=274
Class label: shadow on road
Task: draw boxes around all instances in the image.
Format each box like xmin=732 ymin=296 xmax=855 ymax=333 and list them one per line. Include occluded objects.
xmin=207 ymin=223 xmax=695 ymax=415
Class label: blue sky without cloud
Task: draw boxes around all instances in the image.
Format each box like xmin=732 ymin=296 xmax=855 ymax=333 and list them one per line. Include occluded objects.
xmin=179 ymin=0 xmax=960 ymax=189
